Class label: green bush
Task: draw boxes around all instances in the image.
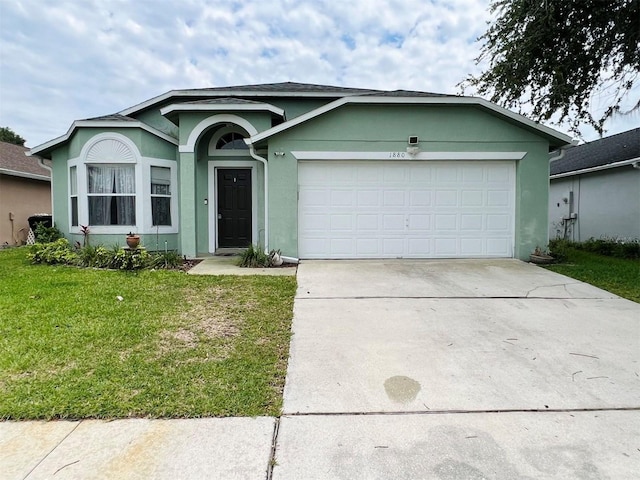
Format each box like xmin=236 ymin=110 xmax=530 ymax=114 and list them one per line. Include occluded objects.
xmin=548 ymin=239 xmax=571 ymax=262
xmin=149 ymin=250 xmax=183 ymax=269
xmin=28 ymin=238 xmax=78 ymax=265
xmin=33 ymin=223 xmax=63 ymax=243
xmin=30 ymin=242 xmax=167 ymax=271
xmin=549 ymin=237 xmax=640 ymax=260
xmin=238 ymin=244 xmax=271 ymax=267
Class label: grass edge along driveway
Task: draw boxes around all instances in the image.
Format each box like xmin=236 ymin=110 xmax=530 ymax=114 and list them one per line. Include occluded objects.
xmin=0 ymin=247 xmax=296 ymax=420
xmin=544 ymin=247 xmax=639 ymax=303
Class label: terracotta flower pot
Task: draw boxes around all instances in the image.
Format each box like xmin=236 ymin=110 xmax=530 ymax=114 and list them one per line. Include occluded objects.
xmin=126 ymin=235 xmax=140 ymax=249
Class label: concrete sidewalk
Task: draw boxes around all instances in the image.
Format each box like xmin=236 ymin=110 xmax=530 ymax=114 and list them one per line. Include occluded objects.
xmin=2 ymin=418 xmax=275 ymax=480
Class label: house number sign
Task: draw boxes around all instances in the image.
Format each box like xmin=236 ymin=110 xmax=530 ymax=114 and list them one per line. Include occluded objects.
xmin=388 ymin=152 xmax=407 ymax=158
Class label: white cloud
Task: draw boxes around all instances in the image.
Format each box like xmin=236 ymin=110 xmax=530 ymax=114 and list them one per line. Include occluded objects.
xmin=0 ymin=0 xmax=636 ymax=147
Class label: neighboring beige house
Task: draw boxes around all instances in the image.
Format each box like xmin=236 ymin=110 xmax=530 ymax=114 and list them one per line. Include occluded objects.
xmin=0 ymin=141 xmax=51 ymax=245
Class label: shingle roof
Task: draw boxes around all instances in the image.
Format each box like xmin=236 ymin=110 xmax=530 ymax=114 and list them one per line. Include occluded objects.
xmin=191 ymin=81 xmax=381 ymax=95
xmin=0 ymin=141 xmax=50 ymax=179
xmin=362 ymin=89 xmax=452 ymax=98
xmin=180 ymin=98 xmax=267 ymax=105
xmin=82 ymin=113 xmax=138 ymax=122
xmin=551 ymin=128 xmax=640 ymax=175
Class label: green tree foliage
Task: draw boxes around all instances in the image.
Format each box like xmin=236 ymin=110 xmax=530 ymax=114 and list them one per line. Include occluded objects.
xmin=0 ymin=126 xmax=26 ymax=146
xmin=464 ymin=0 xmax=640 ymax=135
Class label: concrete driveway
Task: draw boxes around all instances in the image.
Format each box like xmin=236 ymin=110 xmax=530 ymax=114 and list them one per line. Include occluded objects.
xmin=274 ymin=259 xmax=640 ymax=479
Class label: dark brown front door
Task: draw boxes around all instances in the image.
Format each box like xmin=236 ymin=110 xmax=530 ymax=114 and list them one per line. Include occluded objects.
xmin=217 ymin=169 xmax=251 ymax=247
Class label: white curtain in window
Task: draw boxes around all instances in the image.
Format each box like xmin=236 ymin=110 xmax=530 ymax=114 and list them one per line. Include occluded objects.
xmin=88 ymin=166 xmax=114 ymax=224
xmin=114 ymin=166 xmax=135 ymax=224
xmin=87 ymin=165 xmax=135 ymax=225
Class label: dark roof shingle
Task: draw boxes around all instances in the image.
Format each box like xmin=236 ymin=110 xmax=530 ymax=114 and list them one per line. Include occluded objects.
xmin=551 ymin=128 xmax=640 ymax=175
xmin=0 ymin=141 xmax=50 ymax=179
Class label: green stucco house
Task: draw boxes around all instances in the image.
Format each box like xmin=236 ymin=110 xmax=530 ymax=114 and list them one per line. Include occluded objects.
xmin=30 ymin=82 xmax=572 ymax=260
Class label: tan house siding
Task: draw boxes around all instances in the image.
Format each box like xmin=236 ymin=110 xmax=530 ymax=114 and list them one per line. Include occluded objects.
xmin=0 ymin=174 xmax=52 ymax=245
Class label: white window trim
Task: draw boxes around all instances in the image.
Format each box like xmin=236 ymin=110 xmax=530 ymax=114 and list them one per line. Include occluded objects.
xmin=207 ymin=125 xmax=250 ymax=156
xmin=207 ymin=160 xmax=258 ymax=253
xmin=68 ymin=133 xmax=178 ymax=235
xmin=141 ymin=158 xmax=179 ymax=234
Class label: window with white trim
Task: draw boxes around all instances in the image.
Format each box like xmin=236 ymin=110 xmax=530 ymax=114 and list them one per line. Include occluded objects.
xmin=87 ymin=164 xmax=136 ymax=225
xmin=69 ymin=166 xmax=78 ymax=227
xmin=68 ymin=133 xmax=178 ymax=234
xmin=150 ymin=166 xmax=171 ymax=226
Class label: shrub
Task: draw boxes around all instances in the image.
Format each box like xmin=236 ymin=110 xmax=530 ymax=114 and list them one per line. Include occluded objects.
xmin=548 ymin=239 xmax=571 ymax=263
xmin=33 ymin=222 xmax=63 ymax=243
xmin=149 ymin=250 xmax=183 ymax=269
xmin=549 ymin=237 xmax=640 ymax=261
xmin=238 ymin=244 xmax=271 ymax=267
xmin=28 ymin=238 xmax=78 ymax=265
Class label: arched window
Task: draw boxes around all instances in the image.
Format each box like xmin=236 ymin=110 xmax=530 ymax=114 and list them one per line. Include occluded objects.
xmin=208 ymin=126 xmax=250 ymax=155
xmin=216 ymin=132 xmax=249 ymax=150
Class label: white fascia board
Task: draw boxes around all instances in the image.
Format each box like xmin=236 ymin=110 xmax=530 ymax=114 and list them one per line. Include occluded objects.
xmin=550 ymin=157 xmax=640 ymax=179
xmin=159 ymin=103 xmax=285 ymax=117
xmin=248 ymin=96 xmax=574 ymax=146
xmin=292 ymin=151 xmax=527 ymax=161
xmin=120 ymin=89 xmax=358 ymax=117
xmin=0 ymin=168 xmax=50 ymax=181
xmin=30 ymin=120 xmax=178 ymax=156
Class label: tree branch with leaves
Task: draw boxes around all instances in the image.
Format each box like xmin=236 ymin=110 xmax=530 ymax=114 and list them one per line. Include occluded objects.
xmin=462 ymin=0 xmax=640 ymax=136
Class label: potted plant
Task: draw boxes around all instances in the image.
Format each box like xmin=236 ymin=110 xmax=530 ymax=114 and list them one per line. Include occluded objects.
xmin=530 ymin=246 xmax=554 ymax=264
xmin=126 ymin=232 xmax=140 ymax=249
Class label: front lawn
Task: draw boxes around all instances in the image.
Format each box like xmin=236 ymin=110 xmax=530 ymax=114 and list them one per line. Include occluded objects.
xmin=544 ymin=247 xmax=640 ymax=303
xmin=0 ymin=247 xmax=296 ymax=419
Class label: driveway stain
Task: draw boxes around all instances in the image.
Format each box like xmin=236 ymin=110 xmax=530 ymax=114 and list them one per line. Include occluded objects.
xmin=384 ymin=376 xmax=421 ymax=403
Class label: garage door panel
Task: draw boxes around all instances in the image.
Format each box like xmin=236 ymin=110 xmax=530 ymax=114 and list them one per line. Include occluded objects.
xmin=461 ymin=214 xmax=483 ymax=231
xmin=408 ymin=238 xmax=430 ymax=255
xmin=435 ymin=214 xmax=457 ymax=230
xmin=409 ymin=190 xmax=431 ymax=206
xmin=299 ymin=189 xmax=328 ymax=207
xmin=435 ymin=190 xmax=458 ymax=206
xmin=298 ymin=161 xmax=514 ymax=259
xmin=434 ymin=238 xmax=458 ymax=255
xmin=487 ymin=190 xmax=510 ymax=206
xmin=356 ymin=190 xmax=379 ymax=206
xmin=382 ymin=238 xmax=404 ymax=255
xmin=356 ymin=214 xmax=378 ymax=230
xmin=487 ymin=214 xmax=509 ymax=231
xmin=460 ymin=238 xmax=484 ymax=255
xmin=408 ymin=214 xmax=430 ymax=231
xmin=383 ymin=214 xmax=405 ymax=231
xmin=461 ymin=190 xmax=483 ymax=206
xmin=487 ymin=238 xmax=510 ymax=255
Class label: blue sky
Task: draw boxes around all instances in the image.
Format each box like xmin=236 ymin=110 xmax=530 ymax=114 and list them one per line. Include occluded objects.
xmin=0 ymin=0 xmax=637 ymax=147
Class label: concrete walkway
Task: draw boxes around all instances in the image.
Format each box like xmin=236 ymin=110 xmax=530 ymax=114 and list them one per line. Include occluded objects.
xmin=2 ymin=260 xmax=639 ymax=479
xmin=187 ymin=255 xmax=297 ymax=276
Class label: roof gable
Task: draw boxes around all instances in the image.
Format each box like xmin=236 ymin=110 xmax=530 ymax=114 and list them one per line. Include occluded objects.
xmin=247 ymin=95 xmax=573 ymax=147
xmin=550 ymin=128 xmax=640 ymax=175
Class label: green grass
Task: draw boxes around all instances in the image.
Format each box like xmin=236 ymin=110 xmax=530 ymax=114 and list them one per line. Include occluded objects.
xmin=544 ymin=247 xmax=640 ymax=303
xmin=0 ymin=247 xmax=296 ymax=420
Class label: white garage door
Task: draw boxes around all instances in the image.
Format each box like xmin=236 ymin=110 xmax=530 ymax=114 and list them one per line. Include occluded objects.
xmin=298 ymin=161 xmax=515 ymax=259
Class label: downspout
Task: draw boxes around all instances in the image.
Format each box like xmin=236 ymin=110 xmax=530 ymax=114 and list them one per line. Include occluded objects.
xmin=248 ymin=143 xmax=269 ymax=253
